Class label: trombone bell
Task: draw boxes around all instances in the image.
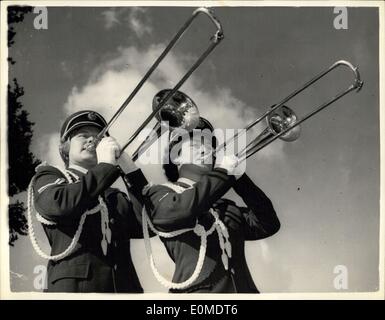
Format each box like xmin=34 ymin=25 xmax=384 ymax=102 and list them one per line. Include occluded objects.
xmin=267 ymin=105 xmax=301 ymax=142
xmin=238 ymin=105 xmax=300 ymax=158
xmin=153 ymin=89 xmax=200 ymax=131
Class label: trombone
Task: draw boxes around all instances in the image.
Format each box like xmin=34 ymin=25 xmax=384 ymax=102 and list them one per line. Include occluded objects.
xmin=131 ymin=60 xmax=363 ymax=162
xmin=219 ymin=60 xmax=364 ymax=160
xmin=88 ymin=7 xmax=224 ymax=155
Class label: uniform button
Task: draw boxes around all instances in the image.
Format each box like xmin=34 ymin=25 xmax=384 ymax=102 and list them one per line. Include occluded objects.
xmin=114 ymin=264 xmax=118 ymax=270
xmin=110 ymin=218 xmax=115 ymax=224
xmin=114 ymin=241 xmax=117 ymax=247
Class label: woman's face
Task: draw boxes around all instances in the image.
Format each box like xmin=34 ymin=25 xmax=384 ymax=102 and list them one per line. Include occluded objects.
xmin=68 ymin=126 xmax=100 ymax=169
xmin=173 ymin=136 xmax=214 ymax=169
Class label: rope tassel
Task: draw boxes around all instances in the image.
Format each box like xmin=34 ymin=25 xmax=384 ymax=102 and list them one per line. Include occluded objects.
xmin=99 ymin=196 xmax=111 ymax=255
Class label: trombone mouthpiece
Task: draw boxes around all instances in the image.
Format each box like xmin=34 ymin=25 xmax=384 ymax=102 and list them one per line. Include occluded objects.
xmin=85 ymin=135 xmax=102 ymax=152
xmin=85 ymin=143 xmax=96 ymax=152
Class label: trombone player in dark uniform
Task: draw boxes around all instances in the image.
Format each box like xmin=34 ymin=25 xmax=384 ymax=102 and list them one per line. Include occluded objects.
xmin=28 ymin=110 xmax=149 ymax=292
xmin=140 ymin=92 xmax=280 ymax=293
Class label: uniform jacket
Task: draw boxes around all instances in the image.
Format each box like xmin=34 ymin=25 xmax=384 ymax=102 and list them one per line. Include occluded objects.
xmin=144 ymin=164 xmax=280 ymax=293
xmin=33 ymin=163 xmax=148 ymax=293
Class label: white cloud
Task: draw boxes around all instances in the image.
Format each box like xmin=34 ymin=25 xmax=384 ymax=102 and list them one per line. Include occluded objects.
xmin=101 ymin=8 xmax=120 ymax=30
xmin=126 ymin=7 xmax=152 ymax=37
xmin=101 ymin=7 xmax=152 ymax=37
xmin=259 ymin=240 xmax=272 ymax=263
xmin=37 ymin=132 xmax=64 ymax=169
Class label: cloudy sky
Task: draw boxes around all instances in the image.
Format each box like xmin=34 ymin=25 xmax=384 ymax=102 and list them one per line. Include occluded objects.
xmin=7 ymin=4 xmax=380 ymax=293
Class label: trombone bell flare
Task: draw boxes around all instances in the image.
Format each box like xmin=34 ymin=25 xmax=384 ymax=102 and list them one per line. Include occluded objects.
xmin=267 ymin=105 xmax=301 ymax=142
xmin=153 ymin=89 xmax=200 ymax=131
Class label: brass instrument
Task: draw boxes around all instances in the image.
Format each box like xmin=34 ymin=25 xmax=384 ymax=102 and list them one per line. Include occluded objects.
xmin=132 ymin=60 xmax=363 ymax=161
xmin=233 ymin=60 xmax=363 ymax=159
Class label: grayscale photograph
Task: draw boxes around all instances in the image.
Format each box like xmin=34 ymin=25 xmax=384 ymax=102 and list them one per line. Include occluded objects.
xmin=1 ymin=1 xmax=383 ymax=298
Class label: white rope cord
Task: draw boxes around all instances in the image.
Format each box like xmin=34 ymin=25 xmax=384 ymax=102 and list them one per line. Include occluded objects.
xmin=142 ymin=207 xmax=208 ymax=290
xmin=99 ymin=196 xmax=111 ymax=255
xmin=53 ymin=168 xmax=112 ymax=255
xmin=141 ymin=182 xmax=232 ymax=290
xmin=215 ymin=215 xmax=232 ymax=258
xmin=27 ymin=177 xmax=100 ymax=260
xmin=57 ymin=168 xmax=111 ymax=256
xmin=36 ymin=212 xmax=56 ymax=226
xmin=27 ymin=165 xmax=105 ymax=261
xmin=215 ymin=223 xmax=228 ymax=271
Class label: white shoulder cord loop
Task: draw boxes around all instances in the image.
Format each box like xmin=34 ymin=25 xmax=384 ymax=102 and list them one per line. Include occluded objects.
xmin=142 ymin=182 xmax=232 ymax=290
xmin=27 ymin=165 xmax=109 ymax=261
xmin=142 ymin=208 xmax=207 ymax=290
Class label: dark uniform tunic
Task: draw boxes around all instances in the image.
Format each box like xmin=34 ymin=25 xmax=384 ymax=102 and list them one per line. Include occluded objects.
xmin=144 ymin=164 xmax=280 ymax=293
xmin=33 ymin=163 xmax=148 ymax=293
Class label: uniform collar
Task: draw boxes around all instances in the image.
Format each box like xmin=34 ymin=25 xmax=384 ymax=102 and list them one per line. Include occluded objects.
xmin=176 ymin=177 xmax=196 ymax=188
xmin=177 ymin=164 xmax=211 ymax=185
xmin=68 ymin=164 xmax=88 ymax=175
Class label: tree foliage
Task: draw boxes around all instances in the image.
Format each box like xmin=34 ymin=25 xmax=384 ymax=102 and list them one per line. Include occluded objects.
xmin=8 ymin=79 xmax=40 ymax=196
xmin=7 ymin=6 xmax=40 ymax=246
